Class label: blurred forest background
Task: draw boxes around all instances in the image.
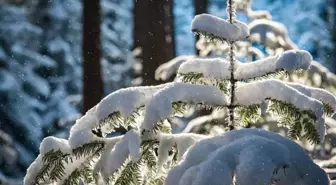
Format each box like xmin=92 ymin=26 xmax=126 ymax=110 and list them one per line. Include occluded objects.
xmin=0 ymin=0 xmax=336 ymax=183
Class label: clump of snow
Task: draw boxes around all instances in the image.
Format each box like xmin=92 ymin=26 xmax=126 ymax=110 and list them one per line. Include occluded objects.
xmin=191 ymin=14 xmax=249 ymax=41
xmin=70 ymin=106 xmax=99 ymax=136
xmin=235 ymin=79 xmax=325 ymax=141
xmin=165 ymin=128 xmax=330 ymax=185
xmin=276 ymin=50 xmax=312 ymax=72
xmin=23 ymin=155 xmax=43 ymax=185
xmin=157 ymin=133 xmax=208 ymax=170
xmin=96 ymin=84 xmax=168 ymax=120
xmin=285 ymin=82 xmax=336 ymax=112
xmin=140 ymin=83 xmax=228 ymax=131
xmin=104 ymin=129 xmax=140 ymax=176
xmin=40 ymin=136 xmax=71 ymax=155
xmin=157 ymin=135 xmax=174 ymax=170
xmin=178 ymin=58 xmax=231 ymax=79
xmin=169 ymin=133 xmax=208 ymax=161
xmin=235 ymin=49 xmax=312 ymax=80
xmin=69 ymin=129 xmax=97 ymax=149
xmin=155 ymin=56 xmax=194 ymax=81
xmin=93 ymin=136 xmax=123 ymax=179
xmin=235 ymin=55 xmax=279 ymax=80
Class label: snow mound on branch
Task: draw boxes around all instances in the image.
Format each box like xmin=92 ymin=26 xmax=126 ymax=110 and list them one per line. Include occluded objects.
xmin=157 ymin=133 xmax=209 ymax=170
xmin=70 ymin=84 xmax=169 ymax=134
xmin=140 ymin=83 xmax=228 ymax=131
xmin=276 ymin=50 xmax=312 ymax=71
xmin=178 ymin=50 xmax=312 ymax=80
xmin=236 ymin=79 xmax=325 ymax=141
xmin=165 ymin=128 xmax=330 ymax=185
xmin=235 ymin=55 xmax=279 ymax=79
xmin=155 ymin=55 xmax=194 ymax=81
xmin=104 ymin=129 xmax=140 ymax=176
xmin=286 ymin=82 xmax=336 ymax=112
xmin=23 ymin=155 xmax=43 ymax=185
xmin=178 ymin=58 xmax=231 ymax=79
xmin=96 ymin=84 xmax=168 ymax=120
xmin=236 ymin=49 xmax=311 ymax=80
xmin=69 ymin=129 xmax=98 ymax=149
xmin=40 ymin=137 xmax=71 ymax=155
xmin=236 ymin=79 xmax=324 ymax=117
xmin=191 ymin=14 xmax=249 ymax=41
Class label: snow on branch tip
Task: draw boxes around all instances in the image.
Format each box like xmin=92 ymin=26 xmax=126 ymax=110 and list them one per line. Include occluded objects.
xmin=191 ymin=13 xmax=249 ymax=42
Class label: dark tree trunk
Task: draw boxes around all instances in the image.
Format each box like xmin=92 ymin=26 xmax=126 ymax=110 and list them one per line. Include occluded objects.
xmin=133 ymin=0 xmax=175 ymax=85
xmin=82 ymin=0 xmax=104 ymax=113
xmin=331 ymin=0 xmax=336 ymax=72
xmin=194 ymin=0 xmax=208 ymax=55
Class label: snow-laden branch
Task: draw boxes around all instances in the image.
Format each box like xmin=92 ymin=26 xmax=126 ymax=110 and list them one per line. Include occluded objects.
xmin=165 ymin=128 xmax=330 ymax=185
xmin=249 ymin=19 xmax=297 ymax=50
xmin=178 ymin=50 xmax=312 ymax=81
xmin=101 ymin=129 xmax=140 ymax=180
xmin=155 ymin=56 xmax=195 ymax=81
xmin=24 ymin=155 xmax=43 ymax=185
xmin=285 ymin=82 xmax=336 ymax=113
xmin=236 ymin=79 xmax=323 ymax=117
xmin=24 ymin=133 xmax=123 ymax=185
xmin=24 ymin=137 xmax=72 ymax=185
xmin=178 ymin=58 xmax=231 ymax=79
xmin=191 ymin=14 xmax=249 ymax=42
xmin=235 ymin=79 xmax=325 ymax=141
xmin=40 ymin=137 xmax=72 ymax=155
xmin=309 ymin=61 xmax=336 ymax=87
xmin=70 ymin=83 xmax=170 ymax=135
xmin=236 ymin=49 xmax=312 ymax=80
xmin=140 ymin=83 xmax=228 ymax=132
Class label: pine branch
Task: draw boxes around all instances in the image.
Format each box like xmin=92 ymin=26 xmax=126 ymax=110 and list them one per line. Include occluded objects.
xmin=323 ymin=102 xmax=334 ymax=116
xmin=98 ymin=107 xmax=144 ymax=136
xmin=179 ymin=72 xmax=228 ymax=93
xmin=236 ymin=104 xmax=261 ymax=126
xmin=179 ymin=72 xmax=204 ymax=83
xmin=99 ymin=112 xmax=122 ymax=132
xmin=267 ymin=98 xmax=320 ymax=143
xmin=63 ymin=142 xmax=105 ymax=185
xmin=33 ymin=150 xmax=70 ymax=185
xmin=72 ymin=141 xmax=105 ymax=159
xmin=192 ymin=30 xmax=228 ymax=42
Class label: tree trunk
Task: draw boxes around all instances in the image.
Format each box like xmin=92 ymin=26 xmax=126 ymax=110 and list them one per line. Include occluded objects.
xmin=331 ymin=0 xmax=336 ymax=72
xmin=194 ymin=0 xmax=208 ymax=55
xmin=82 ymin=0 xmax=104 ymax=114
xmin=133 ymin=0 xmax=175 ymax=85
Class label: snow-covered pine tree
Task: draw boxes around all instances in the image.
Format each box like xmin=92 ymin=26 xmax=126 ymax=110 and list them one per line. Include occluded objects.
xmin=24 ymin=1 xmax=336 ymax=185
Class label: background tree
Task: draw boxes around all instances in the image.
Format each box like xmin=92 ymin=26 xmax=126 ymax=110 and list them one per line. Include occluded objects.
xmin=82 ymin=0 xmax=104 ymax=113
xmin=331 ymin=0 xmax=336 ymax=73
xmin=133 ymin=0 xmax=175 ymax=85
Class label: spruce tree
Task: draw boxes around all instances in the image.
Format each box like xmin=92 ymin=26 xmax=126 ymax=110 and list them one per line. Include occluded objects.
xmin=24 ymin=1 xmax=336 ymax=185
